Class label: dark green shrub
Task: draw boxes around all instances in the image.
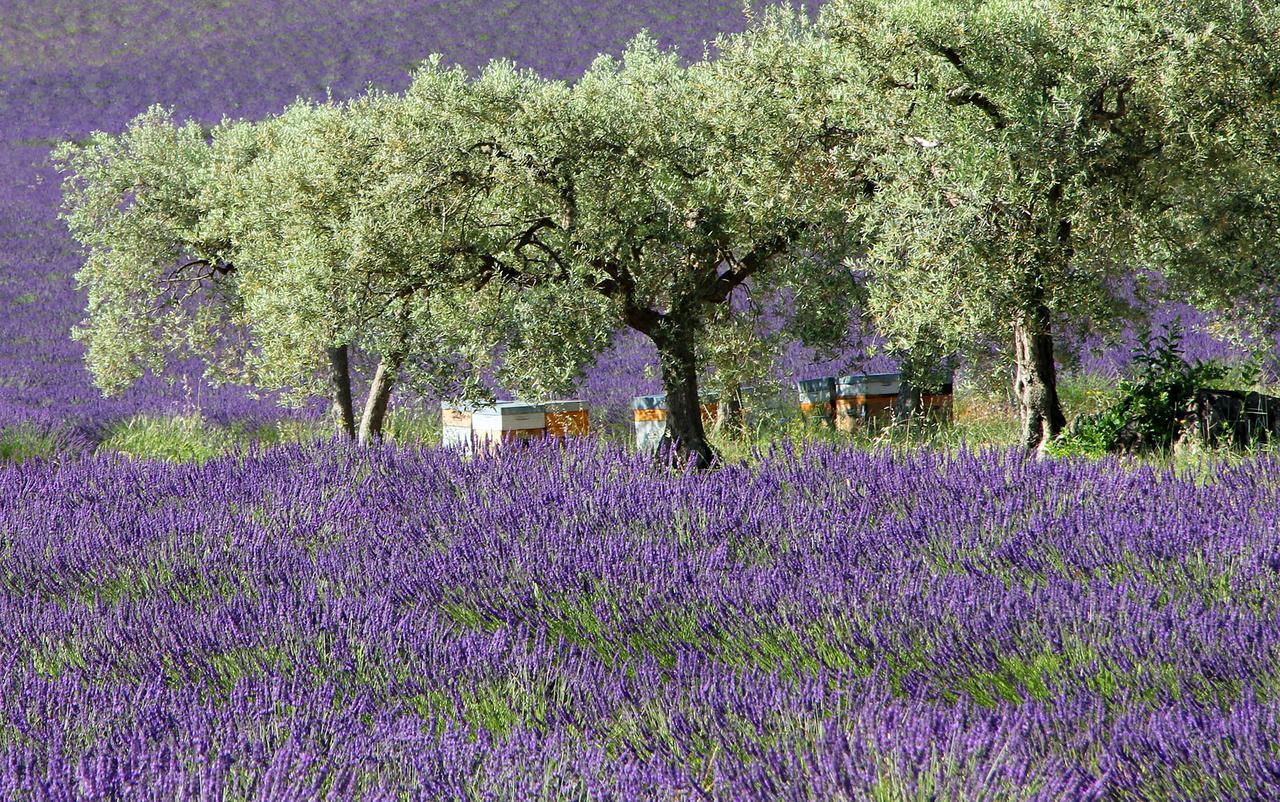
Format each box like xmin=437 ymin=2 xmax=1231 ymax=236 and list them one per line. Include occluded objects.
xmin=1050 ymin=324 xmax=1237 ymax=456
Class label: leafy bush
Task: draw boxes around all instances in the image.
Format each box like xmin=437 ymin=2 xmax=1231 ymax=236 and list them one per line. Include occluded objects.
xmin=1050 ymin=324 xmax=1239 ymax=457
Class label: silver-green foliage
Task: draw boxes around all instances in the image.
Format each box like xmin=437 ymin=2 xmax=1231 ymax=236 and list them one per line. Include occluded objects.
xmin=54 ymin=108 xmax=249 ymax=395
xmin=1136 ymin=0 xmax=1280 ymax=340
xmin=822 ymin=0 xmax=1162 ymax=412
xmin=447 ymin=10 xmax=867 ymax=463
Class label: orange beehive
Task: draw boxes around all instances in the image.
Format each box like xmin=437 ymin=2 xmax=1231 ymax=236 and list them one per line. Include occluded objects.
xmin=699 ymin=394 xmax=719 ymax=425
xmin=541 ymin=400 xmax=590 ymax=438
xmin=911 ymin=379 xmax=955 ymax=421
xmin=796 ymin=378 xmax=836 ymax=425
xmin=835 ymin=373 xmax=901 ymax=431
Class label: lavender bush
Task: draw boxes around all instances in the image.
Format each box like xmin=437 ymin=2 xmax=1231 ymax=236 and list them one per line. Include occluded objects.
xmin=2 ymin=441 xmax=1279 ymax=799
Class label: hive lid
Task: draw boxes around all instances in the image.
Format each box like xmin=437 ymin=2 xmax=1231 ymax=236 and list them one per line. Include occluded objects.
xmin=632 ymin=394 xmax=667 ymax=409
xmin=539 ymin=399 xmax=588 ymax=413
xmin=473 ymin=402 xmax=544 ymax=417
xmin=796 ymin=377 xmax=836 ymax=398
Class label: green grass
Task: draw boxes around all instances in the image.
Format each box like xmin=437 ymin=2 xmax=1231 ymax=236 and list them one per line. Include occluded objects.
xmin=383 ymin=407 xmax=442 ymax=447
xmin=98 ymin=414 xmax=243 ymax=463
xmin=93 ymin=408 xmax=445 ymax=462
xmin=709 ymin=380 xmax=1028 ymax=463
xmin=0 ymin=424 xmax=62 ymax=463
xmin=97 ymin=414 xmax=325 ymax=463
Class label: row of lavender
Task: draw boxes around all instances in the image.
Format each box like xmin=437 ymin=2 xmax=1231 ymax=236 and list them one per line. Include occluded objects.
xmin=2 ymin=441 xmax=1277 ymax=798
xmin=0 ymin=0 xmax=1252 ymax=440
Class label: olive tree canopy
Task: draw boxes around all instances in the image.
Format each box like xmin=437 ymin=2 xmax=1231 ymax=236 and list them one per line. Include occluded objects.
xmin=818 ymin=0 xmax=1279 ymax=451
xmin=55 ymin=67 xmax=540 ymax=441
xmin=55 ymin=109 xmax=255 ymax=399
xmin=448 ymin=11 xmax=868 ymax=466
xmin=1137 ymin=0 xmax=1280 ymax=348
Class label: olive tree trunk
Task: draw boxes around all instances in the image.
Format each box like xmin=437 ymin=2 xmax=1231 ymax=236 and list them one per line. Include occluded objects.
xmin=327 ymin=345 xmax=356 ymax=439
xmin=651 ymin=322 xmax=715 ymax=469
xmin=1012 ymin=306 xmax=1066 ymax=452
xmin=357 ymin=352 xmax=406 ymax=445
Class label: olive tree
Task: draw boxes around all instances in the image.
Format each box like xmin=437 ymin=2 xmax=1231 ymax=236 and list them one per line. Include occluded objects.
xmin=54 ymin=108 xmax=254 ymax=400
xmin=218 ymin=90 xmax=506 ymax=443
xmin=1138 ymin=0 xmax=1280 ymax=345
xmin=820 ymin=0 xmax=1201 ymax=451
xmin=455 ymin=12 xmax=866 ymax=467
xmin=55 ymin=67 xmax=531 ymax=441
xmin=56 ymin=105 xmax=396 ymax=438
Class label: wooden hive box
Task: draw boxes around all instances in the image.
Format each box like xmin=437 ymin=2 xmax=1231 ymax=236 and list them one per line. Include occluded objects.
xmin=835 ymin=372 xmax=901 ymax=431
xmin=632 ymin=393 xmax=720 ymax=453
xmin=540 ymin=399 xmax=590 ymax=438
xmin=632 ymin=394 xmax=668 ymax=454
xmin=440 ymin=401 xmax=477 ymax=452
xmin=472 ymin=402 xmax=546 ymax=451
xmin=795 ymin=377 xmax=836 ymax=425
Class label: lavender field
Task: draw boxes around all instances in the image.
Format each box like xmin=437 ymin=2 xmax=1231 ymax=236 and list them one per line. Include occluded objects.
xmin=3 ymin=442 xmax=1280 ymax=798
xmin=4 ymin=1 xmax=1280 ymax=800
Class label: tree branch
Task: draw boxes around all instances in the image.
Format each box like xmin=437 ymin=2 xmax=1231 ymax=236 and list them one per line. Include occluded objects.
xmin=702 ymin=221 xmax=808 ymax=305
xmin=1086 ymin=77 xmax=1134 ymax=123
xmin=945 ymin=85 xmax=1008 ymax=129
xmin=924 ymin=43 xmax=1009 ymax=129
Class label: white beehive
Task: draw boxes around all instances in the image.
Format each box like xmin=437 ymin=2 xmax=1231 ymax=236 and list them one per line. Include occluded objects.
xmin=632 ymin=394 xmax=667 ymax=454
xmin=472 ymin=402 xmax=547 ymax=451
xmin=440 ymin=401 xmax=476 ymax=451
xmin=631 ymin=393 xmax=719 ymax=453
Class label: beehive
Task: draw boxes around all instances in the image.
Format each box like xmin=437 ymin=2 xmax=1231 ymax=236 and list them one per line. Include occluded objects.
xmin=541 ymin=399 xmax=590 ymax=438
xmin=699 ymin=393 xmax=720 ymax=425
xmin=632 ymin=393 xmax=720 ymax=453
xmin=632 ymin=395 xmax=668 ymax=454
xmin=835 ymin=372 xmax=901 ymax=431
xmin=440 ymin=401 xmax=476 ymax=451
xmin=796 ymin=377 xmax=836 ymax=425
xmin=900 ymin=375 xmax=954 ymax=421
xmin=472 ymin=402 xmax=546 ymax=451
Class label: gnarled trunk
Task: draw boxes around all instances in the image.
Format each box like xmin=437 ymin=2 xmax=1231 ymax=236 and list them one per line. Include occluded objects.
xmin=357 ymin=351 xmax=405 ymax=445
xmin=327 ymin=345 xmax=356 ymax=439
xmin=1012 ymin=306 xmax=1066 ymax=452
xmin=651 ymin=322 xmax=715 ymax=469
